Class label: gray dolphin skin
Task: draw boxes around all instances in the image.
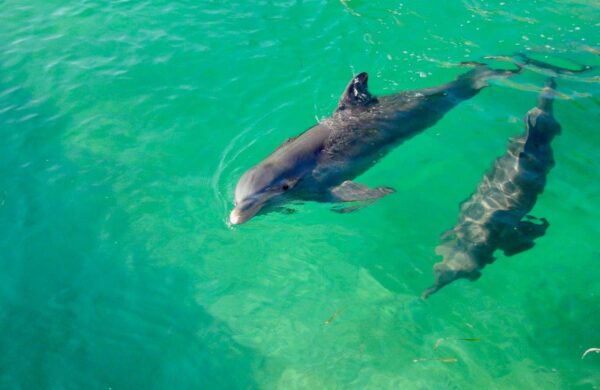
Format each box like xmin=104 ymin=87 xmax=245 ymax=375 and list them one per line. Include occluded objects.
xmin=230 ymin=65 xmax=520 ymax=225
xmin=422 ymin=78 xmax=561 ymax=299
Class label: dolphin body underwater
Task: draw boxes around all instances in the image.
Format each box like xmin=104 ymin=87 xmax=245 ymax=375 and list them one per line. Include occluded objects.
xmin=230 ymin=64 xmax=521 ymax=225
xmin=422 ymin=79 xmax=561 ymax=298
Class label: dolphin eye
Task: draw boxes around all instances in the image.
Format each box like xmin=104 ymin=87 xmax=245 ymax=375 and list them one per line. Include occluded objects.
xmin=282 ymin=183 xmax=290 ymax=191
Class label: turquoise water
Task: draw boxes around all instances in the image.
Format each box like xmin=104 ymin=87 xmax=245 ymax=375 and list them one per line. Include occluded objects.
xmin=1 ymin=0 xmax=599 ymax=388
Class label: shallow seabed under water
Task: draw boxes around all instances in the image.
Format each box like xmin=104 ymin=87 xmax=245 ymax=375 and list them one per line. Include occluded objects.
xmin=1 ymin=0 xmax=599 ymax=388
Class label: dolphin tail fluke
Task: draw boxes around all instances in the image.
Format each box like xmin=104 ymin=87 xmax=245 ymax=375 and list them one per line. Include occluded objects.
xmin=458 ymin=61 xmax=523 ymax=90
xmin=537 ymin=78 xmax=556 ymax=113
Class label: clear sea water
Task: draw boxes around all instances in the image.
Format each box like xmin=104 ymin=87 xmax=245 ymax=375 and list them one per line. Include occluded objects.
xmin=1 ymin=0 xmax=599 ymax=388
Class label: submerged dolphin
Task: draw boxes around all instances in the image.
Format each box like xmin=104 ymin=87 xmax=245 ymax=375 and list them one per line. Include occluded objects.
xmin=422 ymin=79 xmax=561 ymax=298
xmin=230 ymin=64 xmax=520 ymax=225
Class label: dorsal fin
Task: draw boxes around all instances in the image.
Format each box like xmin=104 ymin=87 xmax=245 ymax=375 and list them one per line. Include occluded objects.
xmin=336 ymin=72 xmax=377 ymax=112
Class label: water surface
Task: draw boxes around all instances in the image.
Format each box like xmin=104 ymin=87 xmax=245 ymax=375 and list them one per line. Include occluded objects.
xmin=1 ymin=0 xmax=599 ymax=388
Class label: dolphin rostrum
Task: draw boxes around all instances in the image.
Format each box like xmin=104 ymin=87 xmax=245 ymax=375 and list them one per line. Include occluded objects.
xmin=422 ymin=78 xmax=561 ymax=298
xmin=230 ymin=64 xmax=521 ymax=225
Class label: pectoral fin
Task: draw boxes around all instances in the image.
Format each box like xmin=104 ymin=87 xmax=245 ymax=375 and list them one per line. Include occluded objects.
xmin=500 ymin=216 xmax=549 ymax=256
xmin=329 ymin=181 xmax=394 ymax=213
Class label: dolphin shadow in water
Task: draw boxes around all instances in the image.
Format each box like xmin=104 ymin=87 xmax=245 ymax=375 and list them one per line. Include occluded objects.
xmin=230 ymin=64 xmax=523 ymax=224
xmin=422 ymin=78 xmax=561 ymax=299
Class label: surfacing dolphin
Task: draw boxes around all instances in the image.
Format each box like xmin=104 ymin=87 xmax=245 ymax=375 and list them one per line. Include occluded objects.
xmin=230 ymin=64 xmax=521 ymax=225
xmin=422 ymin=78 xmax=561 ymax=299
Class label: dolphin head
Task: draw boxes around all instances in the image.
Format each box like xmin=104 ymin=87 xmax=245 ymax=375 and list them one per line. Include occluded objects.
xmin=230 ymin=163 xmax=299 ymax=225
xmin=421 ymin=251 xmax=482 ymax=299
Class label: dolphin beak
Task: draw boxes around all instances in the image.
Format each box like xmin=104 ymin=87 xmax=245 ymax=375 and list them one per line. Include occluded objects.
xmin=422 ymin=259 xmax=482 ymax=299
xmin=422 ymin=264 xmax=458 ymax=299
xmin=229 ymin=208 xmax=243 ymax=225
xmin=421 ymin=284 xmax=441 ymax=300
xmin=229 ymin=200 xmax=264 ymax=225
xmin=229 ymin=208 xmax=248 ymax=225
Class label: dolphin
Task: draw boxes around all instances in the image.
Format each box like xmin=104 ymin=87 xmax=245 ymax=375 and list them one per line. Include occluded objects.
xmin=511 ymin=52 xmax=593 ymax=75
xmin=422 ymin=78 xmax=561 ymax=298
xmin=230 ymin=64 xmax=521 ymax=225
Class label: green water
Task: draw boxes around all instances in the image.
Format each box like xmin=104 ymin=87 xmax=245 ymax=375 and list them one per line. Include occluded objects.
xmin=1 ymin=0 xmax=599 ymax=388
